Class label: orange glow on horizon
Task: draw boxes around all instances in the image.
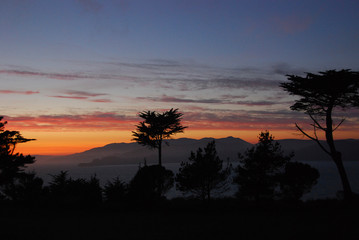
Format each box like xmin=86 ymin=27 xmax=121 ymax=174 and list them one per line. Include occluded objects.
xmin=14 ymin=128 xmax=358 ymax=156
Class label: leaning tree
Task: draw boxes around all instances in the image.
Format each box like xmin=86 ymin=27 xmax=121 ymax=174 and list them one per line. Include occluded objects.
xmin=132 ymin=108 xmax=187 ymax=166
xmin=280 ymin=69 xmax=359 ymax=200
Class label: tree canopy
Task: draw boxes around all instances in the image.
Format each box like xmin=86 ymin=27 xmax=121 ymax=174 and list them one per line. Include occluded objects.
xmin=132 ymin=108 xmax=187 ymax=166
xmin=281 ymin=69 xmax=359 ymax=115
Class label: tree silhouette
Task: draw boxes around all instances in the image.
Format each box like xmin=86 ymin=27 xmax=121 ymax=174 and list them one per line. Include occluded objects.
xmin=234 ymin=131 xmax=319 ymax=201
xmin=132 ymin=108 xmax=187 ymax=166
xmin=0 ymin=117 xmax=36 ymax=199
xmin=103 ymin=177 xmax=128 ymax=203
xmin=176 ymin=141 xmax=231 ymax=202
xmin=127 ymin=165 xmax=174 ymax=204
xmin=2 ymin=171 xmax=44 ymax=203
xmin=48 ymin=171 xmax=102 ymax=206
xmin=280 ymin=69 xmax=359 ymax=200
xmin=234 ymin=131 xmax=292 ymax=201
xmin=279 ymin=161 xmax=319 ymax=201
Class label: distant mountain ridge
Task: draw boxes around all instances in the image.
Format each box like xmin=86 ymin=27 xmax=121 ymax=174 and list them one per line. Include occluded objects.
xmin=35 ymin=137 xmax=359 ymax=166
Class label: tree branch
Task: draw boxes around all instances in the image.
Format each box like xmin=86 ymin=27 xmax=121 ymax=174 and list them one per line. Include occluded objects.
xmin=295 ymin=123 xmax=331 ymax=156
xmin=309 ymin=113 xmax=326 ymax=131
xmin=333 ymin=118 xmax=345 ymax=132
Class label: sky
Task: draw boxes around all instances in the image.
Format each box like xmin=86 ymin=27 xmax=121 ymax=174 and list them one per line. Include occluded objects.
xmin=0 ymin=0 xmax=358 ymax=155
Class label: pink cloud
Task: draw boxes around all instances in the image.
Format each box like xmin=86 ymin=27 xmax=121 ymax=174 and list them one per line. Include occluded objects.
xmin=51 ymin=95 xmax=88 ymax=100
xmin=90 ymin=99 xmax=113 ymax=103
xmin=3 ymin=109 xmax=358 ymax=134
xmin=0 ymin=90 xmax=39 ymax=95
xmin=4 ymin=113 xmax=137 ymax=131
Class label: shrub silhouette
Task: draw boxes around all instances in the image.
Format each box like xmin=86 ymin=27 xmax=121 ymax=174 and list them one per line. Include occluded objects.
xmin=127 ymin=165 xmax=174 ymax=204
xmin=176 ymin=141 xmax=231 ymax=201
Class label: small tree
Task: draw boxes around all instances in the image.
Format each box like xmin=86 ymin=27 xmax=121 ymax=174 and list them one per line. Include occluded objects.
xmin=234 ymin=131 xmax=319 ymax=201
xmin=234 ymin=131 xmax=292 ymax=201
xmin=0 ymin=117 xmax=36 ymax=199
xmin=280 ymin=69 xmax=359 ymax=200
xmin=176 ymin=141 xmax=231 ymax=201
xmin=132 ymin=108 xmax=187 ymax=166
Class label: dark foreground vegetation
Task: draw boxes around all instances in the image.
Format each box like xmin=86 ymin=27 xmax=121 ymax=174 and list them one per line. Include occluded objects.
xmin=1 ymin=198 xmax=359 ymax=240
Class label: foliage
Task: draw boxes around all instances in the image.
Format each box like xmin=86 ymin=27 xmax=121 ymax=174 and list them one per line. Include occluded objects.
xmin=234 ymin=131 xmax=318 ymax=201
xmin=176 ymin=141 xmax=231 ymax=201
xmin=48 ymin=171 xmax=102 ymax=205
xmin=0 ymin=117 xmax=36 ymax=199
xmin=103 ymin=177 xmax=128 ymax=203
xmin=280 ymin=69 xmax=359 ymax=200
xmin=279 ymin=162 xmax=319 ymax=201
xmin=128 ymin=165 xmax=174 ymax=203
xmin=2 ymin=172 xmax=44 ymax=202
xmin=281 ymin=69 xmax=359 ymax=115
xmin=132 ymin=108 xmax=187 ymax=165
xmin=234 ymin=131 xmax=291 ymax=201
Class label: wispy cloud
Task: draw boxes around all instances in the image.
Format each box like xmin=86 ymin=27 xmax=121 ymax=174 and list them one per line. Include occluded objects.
xmin=4 ymin=111 xmax=296 ymax=132
xmin=0 ymin=90 xmax=39 ymax=95
xmin=137 ymin=95 xmax=222 ymax=104
xmin=4 ymin=108 xmax=358 ymax=134
xmin=5 ymin=113 xmax=136 ymax=131
xmin=100 ymin=59 xmax=287 ymax=91
xmin=50 ymin=90 xmax=112 ymax=103
xmin=0 ymin=68 xmax=139 ymax=83
xmin=0 ymin=70 xmax=88 ymax=80
xmin=51 ymin=95 xmax=88 ymax=100
xmin=0 ymin=60 xmax=306 ymax=95
xmin=90 ymin=99 xmax=113 ymax=103
xmin=63 ymin=90 xmax=107 ymax=98
xmin=136 ymin=94 xmax=286 ymax=106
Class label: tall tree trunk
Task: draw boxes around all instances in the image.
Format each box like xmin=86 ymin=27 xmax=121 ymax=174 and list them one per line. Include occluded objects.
xmin=333 ymin=152 xmax=353 ymax=200
xmin=158 ymin=139 xmax=162 ymax=166
xmin=326 ymin=106 xmax=353 ymax=200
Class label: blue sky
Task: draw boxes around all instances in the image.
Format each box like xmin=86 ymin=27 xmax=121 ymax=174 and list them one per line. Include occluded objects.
xmin=0 ymin=0 xmax=358 ymax=154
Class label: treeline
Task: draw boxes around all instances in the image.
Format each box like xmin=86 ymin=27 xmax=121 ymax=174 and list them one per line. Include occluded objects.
xmin=1 ymin=68 xmax=359 ymax=207
xmin=0 ymin=116 xmax=320 ymax=207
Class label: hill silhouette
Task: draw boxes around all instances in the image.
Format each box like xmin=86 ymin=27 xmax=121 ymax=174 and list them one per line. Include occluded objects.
xmin=34 ymin=137 xmax=359 ymax=166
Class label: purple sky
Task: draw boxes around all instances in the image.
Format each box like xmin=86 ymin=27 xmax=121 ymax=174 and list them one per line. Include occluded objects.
xmin=0 ymin=0 xmax=358 ymax=154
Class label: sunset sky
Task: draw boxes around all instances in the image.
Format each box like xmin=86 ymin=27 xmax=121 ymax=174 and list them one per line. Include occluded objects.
xmin=1 ymin=0 xmax=359 ymax=155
